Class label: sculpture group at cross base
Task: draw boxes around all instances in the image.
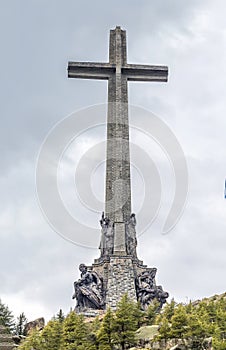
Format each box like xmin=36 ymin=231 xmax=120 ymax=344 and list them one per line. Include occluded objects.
xmin=136 ymin=268 xmax=169 ymax=311
xmin=72 ymin=214 xmax=168 ymax=312
xmin=99 ymin=212 xmax=138 ymax=259
xmin=72 ymin=264 xmax=168 ymax=312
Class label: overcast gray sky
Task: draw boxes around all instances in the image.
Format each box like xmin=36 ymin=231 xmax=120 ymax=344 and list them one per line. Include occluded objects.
xmin=1 ymin=0 xmax=226 ymax=322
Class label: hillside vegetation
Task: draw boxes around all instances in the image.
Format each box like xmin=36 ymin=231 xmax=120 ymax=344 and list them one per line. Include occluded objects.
xmin=15 ymin=293 xmax=226 ymax=350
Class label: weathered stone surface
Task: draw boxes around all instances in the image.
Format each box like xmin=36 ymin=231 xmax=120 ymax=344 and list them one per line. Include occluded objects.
xmin=105 ymin=256 xmax=137 ymax=309
xmin=134 ymin=329 xmax=213 ymax=350
xmin=149 ymin=338 xmax=213 ymax=350
xmin=113 ymin=222 xmax=126 ymax=254
xmin=24 ymin=317 xmax=45 ymax=334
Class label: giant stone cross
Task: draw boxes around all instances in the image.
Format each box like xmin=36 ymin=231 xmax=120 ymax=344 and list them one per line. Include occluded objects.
xmin=68 ymin=26 xmax=168 ymax=255
xmin=69 ymin=27 xmax=169 ymax=311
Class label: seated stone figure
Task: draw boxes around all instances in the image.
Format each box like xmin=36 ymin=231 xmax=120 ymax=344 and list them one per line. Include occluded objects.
xmin=72 ymin=264 xmax=104 ymax=310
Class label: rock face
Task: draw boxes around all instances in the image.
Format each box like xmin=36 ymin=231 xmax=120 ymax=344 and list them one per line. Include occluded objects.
xmin=0 ymin=325 xmax=16 ymax=350
xmin=134 ymin=331 xmax=213 ymax=350
xmin=24 ymin=317 xmax=45 ymax=334
xmin=149 ymin=338 xmax=213 ymax=350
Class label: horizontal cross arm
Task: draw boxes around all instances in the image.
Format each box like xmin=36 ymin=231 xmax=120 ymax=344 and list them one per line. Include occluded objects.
xmin=122 ymin=64 xmax=168 ymax=82
xmin=68 ymin=62 xmax=115 ymax=80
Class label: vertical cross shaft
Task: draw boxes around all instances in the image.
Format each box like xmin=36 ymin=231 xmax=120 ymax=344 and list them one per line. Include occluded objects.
xmin=105 ymin=27 xmax=131 ymax=226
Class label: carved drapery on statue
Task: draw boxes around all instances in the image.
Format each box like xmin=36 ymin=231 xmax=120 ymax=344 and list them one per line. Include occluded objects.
xmin=99 ymin=212 xmax=138 ymax=259
xmin=72 ymin=264 xmax=104 ymax=311
xmin=136 ymin=269 xmax=169 ymax=310
xmin=126 ymin=213 xmax=137 ymax=258
xmin=99 ymin=212 xmax=114 ymax=258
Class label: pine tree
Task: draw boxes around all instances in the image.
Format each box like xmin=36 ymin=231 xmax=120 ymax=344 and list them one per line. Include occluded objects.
xmin=132 ymin=301 xmax=145 ymax=328
xmin=170 ymin=304 xmax=188 ymax=339
xmin=157 ymin=315 xmax=171 ymax=339
xmin=97 ymin=308 xmax=115 ymax=350
xmin=213 ymin=337 xmax=226 ymax=350
xmin=87 ymin=316 xmax=101 ymax=350
xmin=40 ymin=318 xmax=63 ymax=350
xmin=206 ymin=300 xmax=217 ymax=323
xmin=56 ymin=309 xmax=65 ymax=323
xmin=163 ymin=298 xmax=176 ymax=322
xmin=186 ymin=313 xmax=207 ymax=340
xmin=15 ymin=312 xmax=28 ymax=336
xmin=146 ymin=300 xmax=160 ymax=325
xmin=213 ymin=316 xmax=226 ymax=350
xmin=185 ymin=300 xmax=193 ymax=314
xmin=18 ymin=329 xmax=41 ymax=350
xmin=0 ymin=299 xmax=15 ymax=333
xmin=61 ymin=311 xmax=91 ymax=350
xmin=216 ymin=306 xmax=226 ymax=340
xmin=113 ymin=294 xmax=138 ymax=350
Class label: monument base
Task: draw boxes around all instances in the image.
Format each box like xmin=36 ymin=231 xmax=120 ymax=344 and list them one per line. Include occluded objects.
xmin=73 ymin=253 xmax=168 ymax=314
xmin=90 ymin=255 xmax=155 ymax=310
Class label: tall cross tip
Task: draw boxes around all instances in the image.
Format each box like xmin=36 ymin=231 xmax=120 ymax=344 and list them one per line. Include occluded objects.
xmin=111 ymin=25 xmax=125 ymax=34
xmin=68 ymin=27 xmax=168 ymax=82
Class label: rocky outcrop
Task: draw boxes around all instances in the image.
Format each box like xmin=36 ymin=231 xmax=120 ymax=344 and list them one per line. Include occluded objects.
xmin=134 ymin=325 xmax=213 ymax=350
xmin=150 ymin=337 xmax=213 ymax=350
xmin=24 ymin=317 xmax=45 ymax=334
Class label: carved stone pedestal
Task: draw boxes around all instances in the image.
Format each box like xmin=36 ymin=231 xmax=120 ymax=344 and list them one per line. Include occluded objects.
xmin=91 ymin=255 xmax=155 ymax=310
xmin=105 ymin=256 xmax=137 ymax=308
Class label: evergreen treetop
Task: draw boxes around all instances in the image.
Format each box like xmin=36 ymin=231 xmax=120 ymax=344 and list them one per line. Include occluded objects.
xmin=0 ymin=299 xmax=15 ymax=333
